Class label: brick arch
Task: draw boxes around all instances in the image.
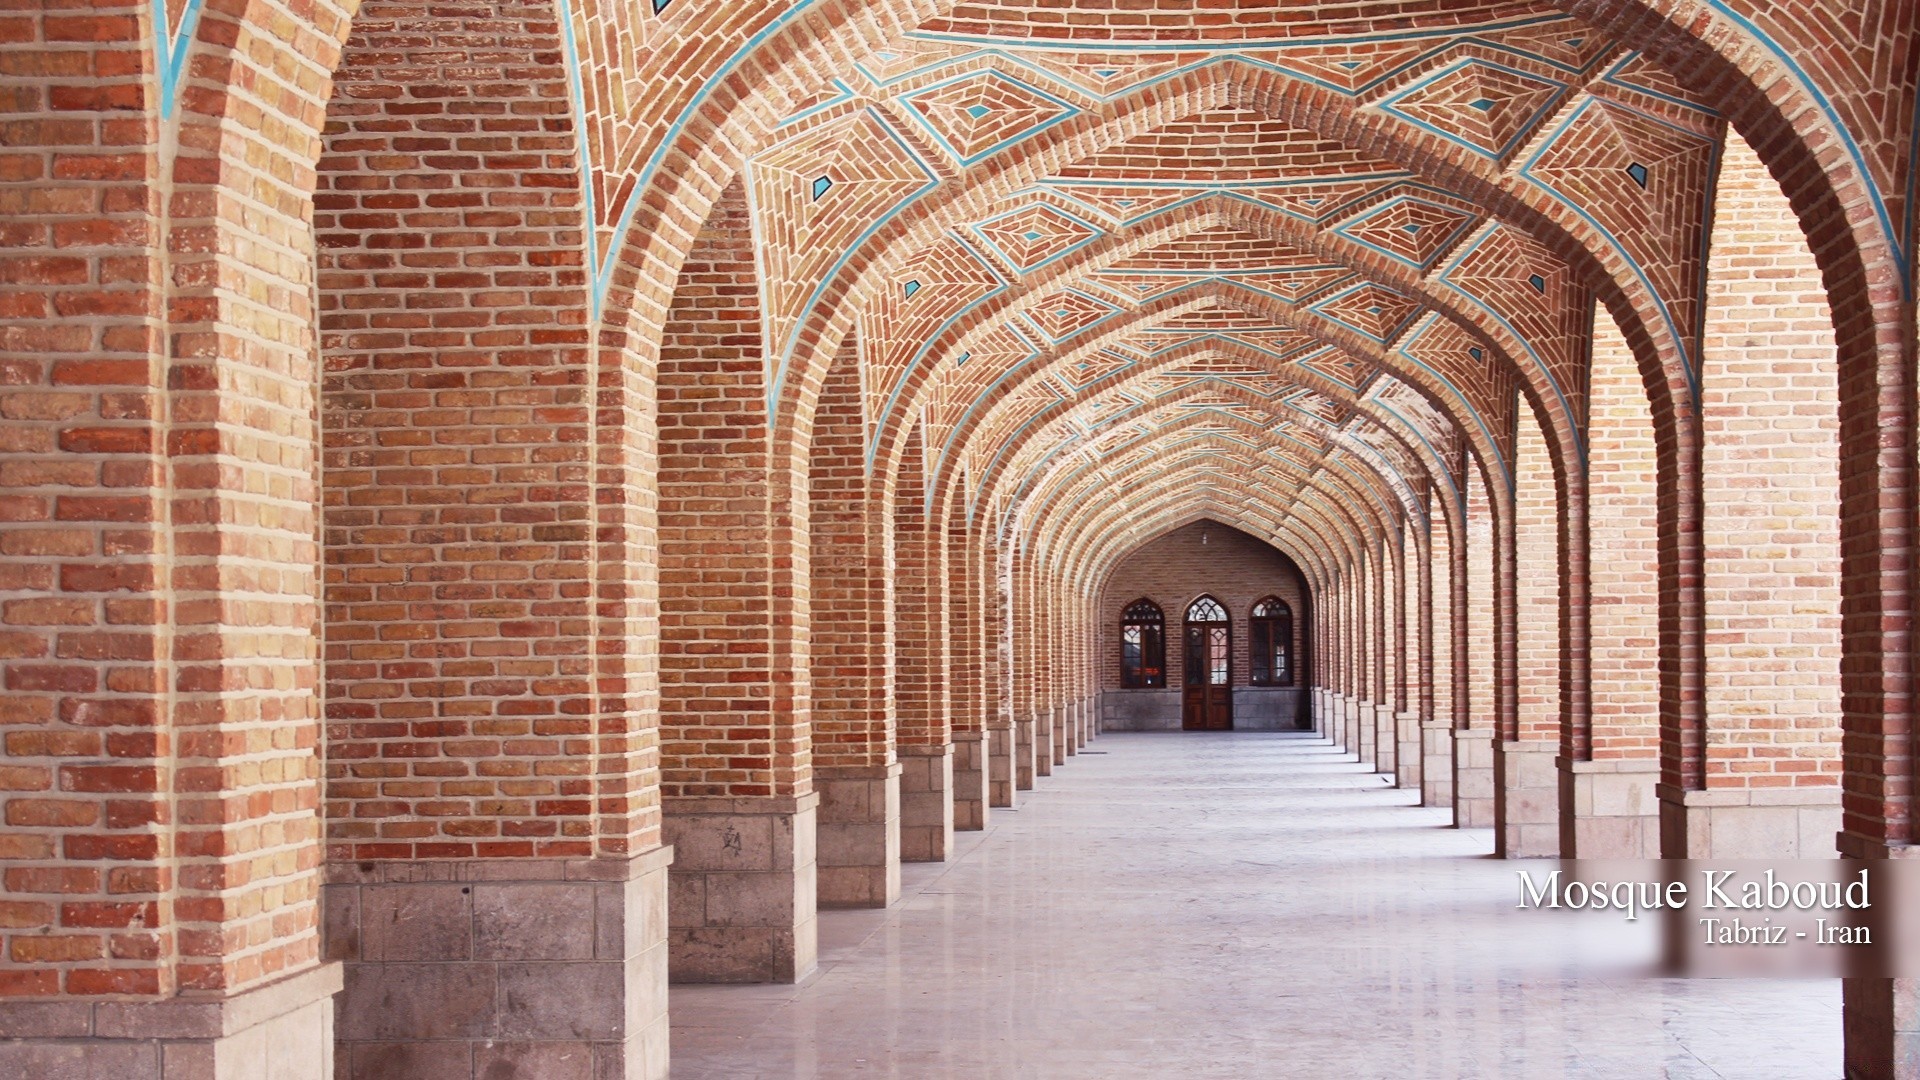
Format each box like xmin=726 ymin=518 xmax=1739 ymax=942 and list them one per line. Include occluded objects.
xmin=912 ymin=287 xmax=1516 ymax=531
xmin=979 ymin=376 xmax=1428 ymax=550
xmin=1014 ymin=404 xmax=1413 ymax=559
xmin=957 ymin=340 xmax=1453 ymax=532
xmin=1070 ymin=490 xmax=1345 ymax=602
xmin=1023 ymin=435 xmax=1385 ymax=582
xmin=1552 ymin=0 xmax=1919 ymax=891
xmin=1022 ymin=454 xmax=1357 ymax=576
xmin=1047 ymin=464 xmax=1367 ymax=592
xmin=865 ymin=198 xmax=1574 ymax=495
xmin=759 ymin=60 xmax=1700 ymax=465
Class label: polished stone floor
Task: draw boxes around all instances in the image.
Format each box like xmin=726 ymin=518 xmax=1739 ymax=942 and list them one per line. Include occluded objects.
xmin=669 ymin=732 xmax=1842 ymax=1078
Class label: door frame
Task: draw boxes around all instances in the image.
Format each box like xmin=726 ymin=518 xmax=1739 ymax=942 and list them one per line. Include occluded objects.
xmin=1182 ymin=595 xmax=1233 ymax=730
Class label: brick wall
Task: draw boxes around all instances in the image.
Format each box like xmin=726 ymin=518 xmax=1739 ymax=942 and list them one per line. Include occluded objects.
xmin=316 ymin=0 xmax=596 ymax=861
xmin=1098 ymin=520 xmax=1308 ymax=692
xmin=656 ymin=181 xmax=810 ymax=800
xmin=1586 ymin=303 xmax=1660 ymax=759
xmin=809 ymin=338 xmax=891 ymax=770
xmin=1697 ymin=132 xmax=1843 ymax=790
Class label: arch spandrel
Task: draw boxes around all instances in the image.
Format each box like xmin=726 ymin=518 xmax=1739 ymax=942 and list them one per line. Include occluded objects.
xmin=984 ymin=375 xmax=1429 ymax=543
xmin=741 ymin=30 xmax=1720 ymax=470
xmin=909 ymin=289 xmax=1517 ymax=532
xmin=1013 ymin=403 xmax=1413 ymax=552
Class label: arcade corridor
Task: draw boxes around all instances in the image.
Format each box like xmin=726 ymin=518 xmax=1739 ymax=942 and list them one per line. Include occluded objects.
xmin=671 ymin=733 xmax=1839 ymax=1079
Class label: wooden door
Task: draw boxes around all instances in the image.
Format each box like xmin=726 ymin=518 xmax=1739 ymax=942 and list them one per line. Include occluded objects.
xmin=1182 ymin=597 xmax=1233 ymax=730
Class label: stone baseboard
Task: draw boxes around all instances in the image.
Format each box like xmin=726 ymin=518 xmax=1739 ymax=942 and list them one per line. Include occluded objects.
xmin=1657 ymin=784 xmax=1842 ymax=859
xmin=1558 ymin=757 xmax=1659 ymax=858
xmin=0 ymin=963 xmax=342 ymax=1080
xmin=325 ymin=844 xmax=673 ymax=1079
xmin=665 ymin=796 xmax=817 ymax=983
xmin=816 ymin=764 xmax=902 ymax=907
xmin=1494 ymin=739 xmax=1559 ymax=857
xmin=899 ymin=745 xmax=955 ymax=861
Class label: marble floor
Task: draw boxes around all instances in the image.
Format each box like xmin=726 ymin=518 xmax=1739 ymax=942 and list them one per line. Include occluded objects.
xmin=669 ymin=732 xmax=1843 ymax=1079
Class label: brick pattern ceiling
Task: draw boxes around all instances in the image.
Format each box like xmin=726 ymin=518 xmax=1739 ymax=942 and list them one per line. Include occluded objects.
xmin=741 ymin=3 xmax=1729 ymax=539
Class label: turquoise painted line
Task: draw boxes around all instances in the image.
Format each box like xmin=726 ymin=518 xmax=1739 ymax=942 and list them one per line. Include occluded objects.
xmin=969 ymin=201 xmax=1109 ymax=275
xmin=905 ymin=12 xmax=1569 ymax=54
xmin=1306 ymin=281 xmax=1423 ymax=345
xmin=1702 ymin=0 xmax=1908 ymax=296
xmin=152 ymin=0 xmax=207 ymax=120
xmin=1518 ymin=96 xmax=1704 ymax=404
xmin=1376 ymin=56 xmax=1571 ymax=161
xmin=1394 ymin=316 xmax=1510 ymax=491
xmin=1331 ymin=193 xmax=1483 ymax=273
xmin=1597 ymin=52 xmax=1719 ymax=118
xmin=1434 ymin=225 xmax=1586 ymax=468
xmin=555 ymin=0 xmax=599 ymax=299
xmin=764 ymin=107 xmax=942 ymax=416
xmin=898 ymin=69 xmax=1083 ymax=167
xmin=1376 ymin=396 xmax=1461 ymax=511
xmin=868 ymin=233 xmax=1012 ymax=477
xmin=776 ymin=78 xmax=859 ymax=129
xmin=591 ymin=1 xmax=829 ymax=315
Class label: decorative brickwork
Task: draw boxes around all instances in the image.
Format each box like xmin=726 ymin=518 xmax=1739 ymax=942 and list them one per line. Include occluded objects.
xmin=0 ymin=0 xmax=1916 ymax=1073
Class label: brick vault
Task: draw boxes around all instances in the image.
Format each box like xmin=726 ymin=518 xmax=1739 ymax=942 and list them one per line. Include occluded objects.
xmin=0 ymin=0 xmax=1916 ymax=1076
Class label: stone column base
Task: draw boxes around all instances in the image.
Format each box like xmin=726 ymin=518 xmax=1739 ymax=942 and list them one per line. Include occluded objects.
xmin=988 ymin=724 xmax=1015 ymax=808
xmin=1344 ymin=695 xmax=1362 ymax=757
xmin=1558 ymin=757 xmax=1659 ymax=858
xmin=1372 ymin=703 xmax=1397 ymax=777
xmin=1036 ymin=709 xmax=1055 ymax=777
xmin=1015 ymin=714 xmax=1037 ymax=789
xmin=1312 ymin=689 xmax=1330 ymax=740
xmin=1355 ymin=697 xmax=1377 ymax=765
xmin=899 ymin=745 xmax=955 ymax=862
xmin=1325 ymin=692 xmax=1345 ymax=749
xmin=953 ymin=731 xmax=990 ymax=828
xmin=1395 ymin=712 xmax=1420 ymax=790
xmin=816 ymin=763 xmax=902 ymax=907
xmin=325 ymin=845 xmax=673 ymax=1079
xmin=1452 ymin=726 xmax=1496 ymax=829
xmin=665 ymin=795 xmax=817 ymax=983
xmin=1837 ymin=839 xmax=1918 ymax=1080
xmin=0 ymin=963 xmax=341 ymax=1080
xmin=1063 ymin=704 xmax=1078 ymax=757
xmin=1494 ymin=739 xmax=1559 ymax=857
xmin=1420 ymin=719 xmax=1454 ymax=809
xmin=1051 ymin=705 xmax=1066 ymax=766
xmin=1657 ymin=784 xmax=1842 ymax=858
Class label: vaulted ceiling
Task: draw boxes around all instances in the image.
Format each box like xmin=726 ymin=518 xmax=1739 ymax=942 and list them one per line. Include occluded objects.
xmin=742 ymin=2 xmax=1725 ymax=570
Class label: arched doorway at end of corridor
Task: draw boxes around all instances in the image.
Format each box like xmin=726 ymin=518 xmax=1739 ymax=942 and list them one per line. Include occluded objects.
xmin=1098 ymin=520 xmax=1311 ymax=733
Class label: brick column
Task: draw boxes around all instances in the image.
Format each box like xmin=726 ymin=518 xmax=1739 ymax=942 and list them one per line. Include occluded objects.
xmin=657 ymin=184 xmax=815 ymax=983
xmin=894 ymin=434 xmax=952 ymax=864
xmin=1497 ymin=408 xmax=1563 ymax=856
xmin=985 ymin=536 xmax=1016 ymax=808
xmin=1660 ymin=132 xmax=1844 ymax=859
xmin=1423 ymin=485 xmax=1457 ymax=810
xmin=1454 ymin=463 xmax=1496 ymax=829
xmin=313 ymin=10 xmax=670 ymax=1071
xmin=0 ymin=0 xmax=356 ymax=1072
xmin=948 ymin=509 xmax=989 ymax=830
xmin=809 ymin=339 xmax=899 ymax=907
xmin=1395 ymin=517 xmax=1423 ymax=789
xmin=1561 ymin=301 xmax=1661 ymax=857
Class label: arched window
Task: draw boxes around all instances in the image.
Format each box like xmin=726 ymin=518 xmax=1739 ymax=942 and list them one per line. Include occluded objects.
xmin=1120 ymin=598 xmax=1165 ymax=688
xmin=1185 ymin=595 xmax=1230 ymax=687
xmin=1250 ymin=596 xmax=1293 ymax=687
